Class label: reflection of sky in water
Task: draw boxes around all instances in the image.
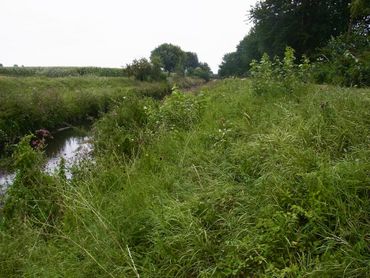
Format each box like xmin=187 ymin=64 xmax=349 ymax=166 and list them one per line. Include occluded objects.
xmin=0 ymin=172 xmax=16 ymax=193
xmin=45 ymin=136 xmax=92 ymax=177
xmin=0 ymin=135 xmax=92 ymax=191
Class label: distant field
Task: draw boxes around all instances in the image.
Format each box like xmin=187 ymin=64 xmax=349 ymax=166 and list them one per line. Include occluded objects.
xmin=1 ymin=79 xmax=369 ymax=276
xmin=0 ymin=76 xmax=171 ymax=153
xmin=0 ymin=66 xmax=125 ymax=77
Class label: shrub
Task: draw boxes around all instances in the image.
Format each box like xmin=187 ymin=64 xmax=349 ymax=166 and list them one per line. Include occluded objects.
xmin=1 ymin=135 xmax=62 ymax=227
xmin=148 ymin=88 xmax=204 ymax=131
xmin=93 ymin=95 xmax=155 ymax=157
xmin=313 ymin=33 xmax=370 ymax=87
xmin=124 ymin=58 xmax=165 ymax=82
xmin=188 ymin=63 xmax=213 ymax=81
xmin=250 ymin=47 xmax=311 ymax=95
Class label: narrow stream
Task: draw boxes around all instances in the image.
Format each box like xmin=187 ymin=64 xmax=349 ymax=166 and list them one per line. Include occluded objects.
xmin=0 ymin=127 xmax=92 ymax=193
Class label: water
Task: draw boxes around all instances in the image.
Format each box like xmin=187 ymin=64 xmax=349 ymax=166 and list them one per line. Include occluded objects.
xmin=0 ymin=127 xmax=92 ymax=192
xmin=44 ymin=128 xmax=92 ymax=177
xmin=0 ymin=172 xmax=16 ymax=194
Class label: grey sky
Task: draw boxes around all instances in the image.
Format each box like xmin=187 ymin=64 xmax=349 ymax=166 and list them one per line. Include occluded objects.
xmin=0 ymin=0 xmax=257 ymax=72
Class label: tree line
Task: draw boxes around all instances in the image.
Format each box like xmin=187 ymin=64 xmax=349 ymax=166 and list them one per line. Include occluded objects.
xmin=218 ymin=0 xmax=369 ymax=86
xmin=125 ymin=43 xmax=213 ymax=82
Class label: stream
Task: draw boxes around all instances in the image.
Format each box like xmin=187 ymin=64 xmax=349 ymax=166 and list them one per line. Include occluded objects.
xmin=0 ymin=127 xmax=92 ymax=193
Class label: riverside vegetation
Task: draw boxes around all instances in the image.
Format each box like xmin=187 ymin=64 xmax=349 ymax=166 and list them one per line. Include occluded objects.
xmin=0 ymin=49 xmax=369 ymax=276
xmin=0 ymin=76 xmax=172 ymax=156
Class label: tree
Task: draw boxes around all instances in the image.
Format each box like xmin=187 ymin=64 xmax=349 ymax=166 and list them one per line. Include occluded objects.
xmin=124 ymin=58 xmax=164 ymax=82
xmin=348 ymin=0 xmax=370 ymax=36
xmin=219 ymin=52 xmax=242 ymax=77
xmin=219 ymin=0 xmax=354 ymax=77
xmin=249 ymin=0 xmax=351 ymax=58
xmin=192 ymin=63 xmax=213 ymax=81
xmin=150 ymin=43 xmax=185 ymax=75
xmin=184 ymin=52 xmax=199 ymax=70
xmin=218 ymin=29 xmax=259 ymax=77
xmin=350 ymin=0 xmax=370 ymax=21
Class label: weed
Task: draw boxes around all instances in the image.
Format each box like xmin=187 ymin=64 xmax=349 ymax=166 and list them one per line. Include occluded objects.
xmin=0 ymin=79 xmax=369 ymax=277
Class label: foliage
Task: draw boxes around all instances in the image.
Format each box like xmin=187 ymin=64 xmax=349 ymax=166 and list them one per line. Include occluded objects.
xmin=124 ymin=58 xmax=165 ymax=82
xmin=1 ymin=135 xmax=62 ymax=227
xmin=0 ymin=66 xmax=125 ymax=77
xmin=1 ymin=79 xmax=369 ymax=277
xmin=313 ymin=32 xmax=370 ymax=86
xmin=150 ymin=43 xmax=186 ymax=75
xmin=0 ymin=77 xmax=171 ymax=154
xmin=218 ymin=0 xmax=353 ymax=77
xmin=149 ymin=88 xmax=204 ymax=131
xmin=250 ymin=47 xmax=311 ymax=95
xmin=189 ymin=62 xmax=213 ymax=82
xmin=184 ymin=52 xmax=199 ymax=70
xmin=218 ymin=30 xmax=259 ymax=77
xmin=350 ymin=0 xmax=370 ymax=29
xmin=249 ymin=0 xmax=351 ymax=57
xmin=150 ymin=43 xmax=212 ymax=80
xmin=167 ymin=75 xmax=206 ymax=90
xmin=93 ymin=95 xmax=155 ymax=157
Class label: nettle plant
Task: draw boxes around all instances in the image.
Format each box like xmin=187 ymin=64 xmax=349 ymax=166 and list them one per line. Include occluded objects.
xmin=250 ymin=47 xmax=311 ymax=95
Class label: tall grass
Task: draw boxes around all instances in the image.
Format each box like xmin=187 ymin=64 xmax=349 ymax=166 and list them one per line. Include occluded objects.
xmin=0 ymin=76 xmax=171 ymax=154
xmin=0 ymin=79 xmax=369 ymax=277
xmin=0 ymin=67 xmax=125 ymax=77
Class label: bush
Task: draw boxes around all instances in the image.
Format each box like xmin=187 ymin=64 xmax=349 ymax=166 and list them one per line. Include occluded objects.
xmin=124 ymin=58 xmax=165 ymax=82
xmin=148 ymin=88 xmax=204 ymax=131
xmin=93 ymin=95 xmax=155 ymax=157
xmin=313 ymin=33 xmax=370 ymax=87
xmin=1 ymin=136 xmax=62 ymax=227
xmin=250 ymin=47 xmax=311 ymax=95
xmin=188 ymin=63 xmax=213 ymax=81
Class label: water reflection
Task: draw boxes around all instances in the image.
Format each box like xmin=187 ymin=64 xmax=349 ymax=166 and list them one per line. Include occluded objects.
xmin=0 ymin=127 xmax=92 ymax=191
xmin=45 ymin=135 xmax=92 ymax=178
xmin=0 ymin=171 xmax=16 ymax=194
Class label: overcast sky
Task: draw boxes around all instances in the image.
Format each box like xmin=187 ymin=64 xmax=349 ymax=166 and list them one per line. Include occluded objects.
xmin=0 ymin=0 xmax=257 ymax=72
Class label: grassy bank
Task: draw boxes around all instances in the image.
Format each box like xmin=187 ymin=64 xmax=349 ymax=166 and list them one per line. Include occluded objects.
xmin=1 ymin=79 xmax=369 ymax=277
xmin=0 ymin=76 xmax=171 ymax=154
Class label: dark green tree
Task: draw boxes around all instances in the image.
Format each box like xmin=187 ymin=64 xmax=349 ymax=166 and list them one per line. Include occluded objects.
xmin=184 ymin=52 xmax=199 ymax=70
xmin=150 ymin=43 xmax=185 ymax=75
xmin=219 ymin=30 xmax=259 ymax=77
xmin=219 ymin=0 xmax=354 ymax=77
xmin=348 ymin=0 xmax=370 ymax=36
xmin=249 ymin=0 xmax=351 ymax=57
xmin=219 ymin=52 xmax=242 ymax=77
xmin=124 ymin=58 xmax=164 ymax=81
xmin=192 ymin=62 xmax=213 ymax=81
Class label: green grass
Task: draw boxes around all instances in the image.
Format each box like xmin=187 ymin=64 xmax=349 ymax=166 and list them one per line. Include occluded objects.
xmin=1 ymin=79 xmax=369 ymax=277
xmin=0 ymin=66 xmax=125 ymax=77
xmin=0 ymin=76 xmax=170 ymax=154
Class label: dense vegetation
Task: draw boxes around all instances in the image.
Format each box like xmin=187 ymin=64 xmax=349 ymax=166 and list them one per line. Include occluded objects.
xmin=0 ymin=76 xmax=171 ymax=155
xmin=218 ymin=0 xmax=370 ymax=87
xmin=1 ymin=75 xmax=369 ymax=276
xmin=0 ymin=66 xmax=125 ymax=78
xmin=122 ymin=44 xmax=213 ymax=82
xmin=0 ymin=0 xmax=369 ymax=276
xmin=150 ymin=43 xmax=213 ymax=80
